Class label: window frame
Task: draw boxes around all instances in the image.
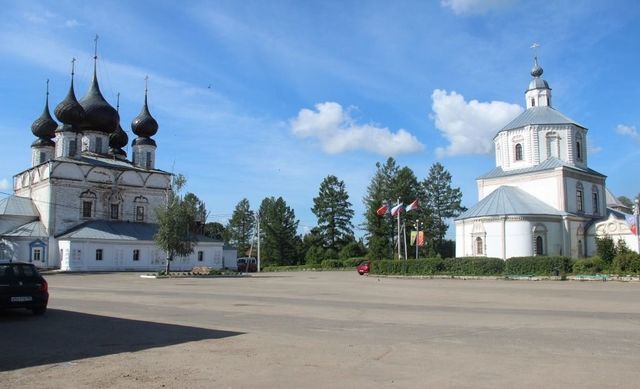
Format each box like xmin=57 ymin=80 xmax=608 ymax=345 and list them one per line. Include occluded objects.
xmin=515 ymin=143 xmax=523 ymax=161
xmin=110 ymin=203 xmax=119 ymax=220
xmin=133 ymin=249 xmax=140 ymax=261
xmin=96 ymin=249 xmax=103 ymax=261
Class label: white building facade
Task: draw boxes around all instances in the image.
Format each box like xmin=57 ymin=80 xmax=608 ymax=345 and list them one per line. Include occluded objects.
xmin=0 ymin=53 xmax=228 ymax=271
xmin=456 ymin=58 xmax=639 ymax=259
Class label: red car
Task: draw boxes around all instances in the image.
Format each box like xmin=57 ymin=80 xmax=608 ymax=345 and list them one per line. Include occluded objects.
xmin=356 ymin=261 xmax=370 ymax=275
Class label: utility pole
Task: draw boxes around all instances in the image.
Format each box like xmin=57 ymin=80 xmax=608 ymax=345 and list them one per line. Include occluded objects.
xmin=257 ymin=212 xmax=261 ymax=272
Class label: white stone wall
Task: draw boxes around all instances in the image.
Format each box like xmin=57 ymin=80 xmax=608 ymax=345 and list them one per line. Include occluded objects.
xmin=58 ymin=240 xmax=224 ymax=272
xmin=456 ymin=218 xmax=564 ymax=259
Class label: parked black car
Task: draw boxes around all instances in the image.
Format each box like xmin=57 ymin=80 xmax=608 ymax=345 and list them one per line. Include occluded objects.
xmin=0 ymin=262 xmax=49 ymax=315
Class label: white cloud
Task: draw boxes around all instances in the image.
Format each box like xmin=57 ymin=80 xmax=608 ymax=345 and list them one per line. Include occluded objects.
xmin=0 ymin=178 xmax=10 ymax=191
xmin=431 ymin=89 xmax=523 ymax=158
xmin=64 ymin=19 xmax=80 ymax=28
xmin=290 ymin=102 xmax=424 ymax=156
xmin=441 ymin=0 xmax=513 ymax=15
xmin=616 ymin=124 xmax=640 ymax=143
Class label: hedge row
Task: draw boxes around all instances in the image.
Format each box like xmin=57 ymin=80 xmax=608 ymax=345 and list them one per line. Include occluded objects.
xmin=505 ymin=256 xmax=574 ymax=276
xmin=370 ymin=257 xmax=504 ymax=276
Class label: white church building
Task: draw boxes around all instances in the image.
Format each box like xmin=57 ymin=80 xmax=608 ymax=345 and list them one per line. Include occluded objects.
xmin=455 ymin=58 xmax=639 ymax=259
xmin=0 ymin=50 xmax=231 ymax=271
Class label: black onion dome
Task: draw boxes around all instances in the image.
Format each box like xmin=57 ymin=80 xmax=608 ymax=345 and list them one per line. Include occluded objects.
xmin=55 ymin=78 xmax=86 ymax=126
xmin=131 ymin=95 xmax=158 ymax=137
xmin=109 ymin=124 xmax=128 ymax=149
xmin=110 ymin=147 xmax=127 ymax=157
xmin=132 ymin=136 xmax=157 ymax=147
xmin=31 ymin=138 xmax=55 ymax=148
xmin=79 ymin=72 xmax=119 ymax=134
xmin=31 ymin=95 xmax=58 ymax=139
xmin=530 ymin=57 xmax=543 ymax=78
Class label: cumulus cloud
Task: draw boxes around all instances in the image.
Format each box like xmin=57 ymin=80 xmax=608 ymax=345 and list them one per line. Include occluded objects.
xmin=431 ymin=89 xmax=523 ymax=158
xmin=441 ymin=0 xmax=513 ymax=15
xmin=616 ymin=124 xmax=640 ymax=143
xmin=290 ymin=102 xmax=424 ymax=156
xmin=0 ymin=178 xmax=10 ymax=191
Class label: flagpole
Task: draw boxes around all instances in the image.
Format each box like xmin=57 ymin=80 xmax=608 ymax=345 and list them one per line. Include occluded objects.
xmin=397 ymin=198 xmax=401 ymax=260
xmin=415 ymin=219 xmax=419 ymax=260
xmin=403 ymin=221 xmax=408 ymax=260
xmin=635 ymin=198 xmax=639 ymax=253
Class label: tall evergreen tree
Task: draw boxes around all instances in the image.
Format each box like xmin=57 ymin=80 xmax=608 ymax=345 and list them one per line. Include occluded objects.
xmin=227 ymin=198 xmax=255 ymax=256
xmin=154 ymin=174 xmax=197 ymax=273
xmin=421 ymin=162 xmax=466 ymax=253
xmin=259 ymin=197 xmax=299 ymax=265
xmin=312 ymin=175 xmax=355 ymax=252
xmin=363 ymin=158 xmax=399 ymax=260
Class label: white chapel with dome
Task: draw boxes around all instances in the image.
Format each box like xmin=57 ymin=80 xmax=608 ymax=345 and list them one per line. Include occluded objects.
xmin=0 ymin=43 xmax=230 ymax=271
xmin=455 ymin=57 xmax=639 ymax=259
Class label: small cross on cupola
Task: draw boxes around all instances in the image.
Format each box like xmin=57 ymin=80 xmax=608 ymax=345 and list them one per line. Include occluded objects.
xmin=525 ymin=43 xmax=552 ymax=109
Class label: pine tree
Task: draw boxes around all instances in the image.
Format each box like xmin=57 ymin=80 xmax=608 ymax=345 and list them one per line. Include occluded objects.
xmin=363 ymin=158 xmax=398 ymax=260
xmin=227 ymin=198 xmax=255 ymax=256
xmin=312 ymin=175 xmax=355 ymax=252
xmin=421 ymin=162 xmax=466 ymax=254
xmin=259 ymin=197 xmax=299 ymax=265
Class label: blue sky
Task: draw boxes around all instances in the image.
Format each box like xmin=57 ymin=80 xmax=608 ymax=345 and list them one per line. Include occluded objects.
xmin=1 ymin=0 xmax=639 ymax=238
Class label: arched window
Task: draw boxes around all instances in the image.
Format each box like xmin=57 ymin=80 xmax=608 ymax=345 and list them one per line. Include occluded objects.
xmin=134 ymin=196 xmax=148 ymax=222
xmin=576 ymin=182 xmax=584 ymax=213
xmin=515 ymin=143 xmax=523 ymax=161
xmin=475 ymin=237 xmax=483 ymax=255
xmin=536 ymin=236 xmax=543 ymax=256
xmin=592 ymin=186 xmax=599 ymax=215
xmin=532 ymin=224 xmax=547 ymax=256
xmin=79 ymin=190 xmax=97 ymax=219
xmin=576 ymin=141 xmax=582 ymax=160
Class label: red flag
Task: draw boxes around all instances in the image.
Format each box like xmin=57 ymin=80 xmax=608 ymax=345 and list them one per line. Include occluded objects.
xmin=405 ymin=199 xmax=419 ymax=212
xmin=376 ymin=203 xmax=389 ymax=216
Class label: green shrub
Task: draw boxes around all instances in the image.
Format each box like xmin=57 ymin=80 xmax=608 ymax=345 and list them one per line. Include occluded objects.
xmin=370 ymin=258 xmax=445 ymax=275
xmin=342 ymin=257 xmax=367 ymax=267
xmin=339 ymin=241 xmax=366 ymax=260
xmin=595 ymin=236 xmax=616 ymax=263
xmin=444 ymin=257 xmax=505 ymax=276
xmin=320 ymin=259 xmax=343 ymax=269
xmin=505 ymin=256 xmax=574 ymax=276
xmin=305 ymin=245 xmax=325 ymax=265
xmin=612 ymin=252 xmax=640 ymax=275
xmin=573 ymin=257 xmax=606 ymax=274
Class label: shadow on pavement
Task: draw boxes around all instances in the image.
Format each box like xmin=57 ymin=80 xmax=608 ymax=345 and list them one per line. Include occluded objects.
xmin=0 ymin=309 xmax=242 ymax=372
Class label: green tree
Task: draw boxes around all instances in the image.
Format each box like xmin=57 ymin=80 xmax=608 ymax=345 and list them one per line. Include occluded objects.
xmin=154 ymin=174 xmax=197 ymax=274
xmin=421 ymin=162 xmax=466 ymax=254
xmin=227 ymin=198 xmax=255 ymax=256
xmin=363 ymin=158 xmax=422 ymax=260
xmin=183 ymin=192 xmax=207 ymax=235
xmin=203 ymin=222 xmax=226 ymax=241
xmin=259 ymin=197 xmax=299 ymax=265
xmin=312 ymin=175 xmax=355 ymax=252
xmin=363 ymin=158 xmax=399 ymax=260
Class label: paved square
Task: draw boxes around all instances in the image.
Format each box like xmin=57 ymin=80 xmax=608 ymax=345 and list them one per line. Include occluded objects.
xmin=2 ymin=271 xmax=639 ymax=388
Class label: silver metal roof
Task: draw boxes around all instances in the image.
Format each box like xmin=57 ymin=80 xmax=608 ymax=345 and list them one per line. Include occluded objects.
xmin=2 ymin=221 xmax=48 ymax=237
xmin=498 ymin=106 xmax=584 ymax=133
xmin=0 ymin=195 xmax=39 ymax=217
xmin=457 ymin=186 xmax=565 ymax=220
xmin=527 ymin=78 xmax=549 ymax=91
xmin=57 ymin=220 xmax=221 ymax=243
xmin=477 ymin=157 xmax=606 ymax=180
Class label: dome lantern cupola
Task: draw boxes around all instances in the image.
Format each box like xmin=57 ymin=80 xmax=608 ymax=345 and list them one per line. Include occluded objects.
xmin=78 ymin=36 xmax=119 ymax=135
xmin=54 ymin=57 xmax=85 ymax=130
xmin=109 ymin=93 xmax=129 ymax=159
xmin=525 ymin=54 xmax=552 ymax=109
xmin=30 ymin=79 xmax=57 ymax=166
xmin=131 ymin=78 xmax=159 ymax=138
xmin=31 ymin=79 xmax=58 ymax=139
xmin=131 ymin=76 xmax=158 ymax=170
